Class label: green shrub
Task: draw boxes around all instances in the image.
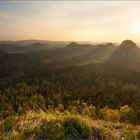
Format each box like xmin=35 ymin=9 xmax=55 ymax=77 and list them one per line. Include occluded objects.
xmin=63 ymin=117 xmax=89 ymax=139
xmin=91 ymin=127 xmax=107 ymax=140
xmin=123 ymin=129 xmax=135 ymax=140
xmin=67 ymin=106 xmax=78 ymax=114
xmin=1 ymin=116 xmax=17 ymax=132
xmin=99 ymin=107 xmax=108 ymax=119
xmin=99 ymin=107 xmax=120 ymax=122
xmin=57 ymin=104 xmax=64 ymax=112
xmin=105 ymin=109 xmax=120 ymax=122
xmin=82 ymin=105 xmax=96 ymax=118
xmin=120 ymin=105 xmax=135 ymax=123
xmin=35 ymin=119 xmax=63 ymax=140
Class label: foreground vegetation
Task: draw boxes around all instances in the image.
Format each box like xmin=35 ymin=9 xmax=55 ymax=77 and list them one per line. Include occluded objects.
xmin=0 ymin=110 xmax=140 ymax=140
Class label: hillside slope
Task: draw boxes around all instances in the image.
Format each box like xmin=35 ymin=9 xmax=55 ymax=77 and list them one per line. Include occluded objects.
xmin=0 ymin=111 xmax=140 ymax=140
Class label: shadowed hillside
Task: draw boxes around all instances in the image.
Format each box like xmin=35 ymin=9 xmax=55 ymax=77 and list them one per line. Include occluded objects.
xmin=108 ymin=40 xmax=140 ymax=62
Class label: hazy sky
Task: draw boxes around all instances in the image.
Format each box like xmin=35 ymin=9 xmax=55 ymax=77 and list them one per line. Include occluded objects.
xmin=1 ymin=1 xmax=140 ymax=42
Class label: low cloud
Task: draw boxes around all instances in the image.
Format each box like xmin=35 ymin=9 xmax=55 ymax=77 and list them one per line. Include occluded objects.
xmin=0 ymin=12 xmax=14 ymax=20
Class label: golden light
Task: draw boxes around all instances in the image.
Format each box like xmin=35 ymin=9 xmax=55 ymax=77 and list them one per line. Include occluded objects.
xmin=131 ymin=21 xmax=140 ymax=33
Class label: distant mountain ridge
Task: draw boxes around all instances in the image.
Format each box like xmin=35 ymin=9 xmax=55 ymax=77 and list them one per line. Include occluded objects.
xmin=0 ymin=40 xmax=69 ymax=53
xmin=0 ymin=39 xmax=140 ymax=64
xmin=0 ymin=40 xmax=70 ymax=46
xmin=56 ymin=39 xmax=140 ymax=64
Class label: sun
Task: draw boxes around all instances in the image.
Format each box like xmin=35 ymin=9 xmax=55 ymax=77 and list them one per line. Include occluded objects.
xmin=131 ymin=21 xmax=140 ymax=33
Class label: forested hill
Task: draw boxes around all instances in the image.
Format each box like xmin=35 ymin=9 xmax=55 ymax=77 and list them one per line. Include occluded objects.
xmin=0 ymin=40 xmax=140 ymax=139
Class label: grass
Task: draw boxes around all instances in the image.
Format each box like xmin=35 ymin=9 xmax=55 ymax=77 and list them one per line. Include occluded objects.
xmin=0 ymin=110 xmax=140 ymax=140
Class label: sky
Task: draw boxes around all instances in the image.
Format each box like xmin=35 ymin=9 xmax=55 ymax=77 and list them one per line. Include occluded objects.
xmin=1 ymin=1 xmax=140 ymax=43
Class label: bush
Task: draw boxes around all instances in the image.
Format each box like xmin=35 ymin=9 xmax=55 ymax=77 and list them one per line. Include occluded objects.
xmin=99 ymin=107 xmax=120 ymax=122
xmin=82 ymin=105 xmax=96 ymax=118
xmin=123 ymin=129 xmax=136 ymax=140
xmin=36 ymin=116 xmax=89 ymax=140
xmin=1 ymin=116 xmax=18 ymax=132
xmin=105 ymin=109 xmax=120 ymax=122
xmin=120 ymin=105 xmax=135 ymax=123
xmin=57 ymin=104 xmax=64 ymax=112
xmin=99 ymin=107 xmax=108 ymax=119
xmin=63 ymin=117 xmax=89 ymax=139
xmin=35 ymin=119 xmax=63 ymax=140
xmin=67 ymin=106 xmax=78 ymax=114
xmin=91 ymin=127 xmax=109 ymax=140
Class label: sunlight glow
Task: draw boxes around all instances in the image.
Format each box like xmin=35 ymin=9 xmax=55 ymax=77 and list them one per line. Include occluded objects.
xmin=131 ymin=21 xmax=140 ymax=33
